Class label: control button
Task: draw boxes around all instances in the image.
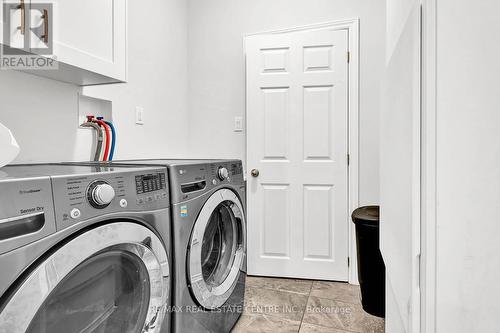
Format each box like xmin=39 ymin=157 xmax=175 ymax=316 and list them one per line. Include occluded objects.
xmin=212 ymin=179 xmax=217 ymax=185
xmin=154 ymin=193 xmax=161 ymax=200
xmin=218 ymin=167 xmax=229 ymax=181
xmin=88 ymin=181 xmax=115 ymax=208
xmin=146 ymin=196 xmax=153 ymax=202
xmin=70 ymin=208 xmax=81 ymax=219
xmin=161 ymin=192 xmax=168 ymax=199
xmin=137 ymin=198 xmax=144 ymax=205
xmin=119 ymin=199 xmax=128 ymax=208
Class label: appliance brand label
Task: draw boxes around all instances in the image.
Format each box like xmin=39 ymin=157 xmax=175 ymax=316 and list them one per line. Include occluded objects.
xmin=19 ymin=188 xmax=42 ymax=195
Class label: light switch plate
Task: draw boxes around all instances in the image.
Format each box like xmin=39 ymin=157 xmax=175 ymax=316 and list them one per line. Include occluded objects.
xmin=136 ymin=107 xmax=144 ymax=125
xmin=234 ymin=116 xmax=243 ymax=132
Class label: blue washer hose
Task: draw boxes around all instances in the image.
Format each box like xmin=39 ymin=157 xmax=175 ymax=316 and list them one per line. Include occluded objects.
xmin=102 ymin=119 xmax=116 ymax=161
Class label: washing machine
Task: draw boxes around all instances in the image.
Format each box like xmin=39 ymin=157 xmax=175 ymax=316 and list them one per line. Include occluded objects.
xmin=0 ymin=163 xmax=172 ymax=333
xmin=73 ymin=160 xmax=247 ymax=333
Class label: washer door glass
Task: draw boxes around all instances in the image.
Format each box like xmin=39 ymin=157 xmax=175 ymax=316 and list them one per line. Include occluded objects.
xmin=202 ymin=201 xmax=238 ymax=287
xmin=188 ymin=189 xmax=246 ymax=309
xmin=27 ymin=250 xmax=150 ymax=333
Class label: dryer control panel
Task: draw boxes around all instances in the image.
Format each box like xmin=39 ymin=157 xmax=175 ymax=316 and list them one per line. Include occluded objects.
xmin=135 ymin=172 xmax=167 ymax=194
xmin=51 ymin=165 xmax=169 ymax=230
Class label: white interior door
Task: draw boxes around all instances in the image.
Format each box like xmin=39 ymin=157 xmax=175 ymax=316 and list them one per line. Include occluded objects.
xmin=246 ymin=28 xmax=349 ymax=281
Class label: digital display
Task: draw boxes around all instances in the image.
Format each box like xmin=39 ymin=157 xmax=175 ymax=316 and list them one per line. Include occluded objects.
xmin=135 ymin=173 xmax=166 ymax=194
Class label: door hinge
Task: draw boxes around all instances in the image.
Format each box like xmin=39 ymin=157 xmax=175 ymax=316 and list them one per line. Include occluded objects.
xmin=347 ymin=51 xmax=350 ymax=63
xmin=347 ymin=154 xmax=350 ymax=166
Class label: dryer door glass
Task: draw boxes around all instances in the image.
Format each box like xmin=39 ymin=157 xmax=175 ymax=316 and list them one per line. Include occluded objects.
xmin=0 ymin=222 xmax=170 ymax=333
xmin=188 ymin=189 xmax=246 ymax=309
xmin=26 ymin=250 xmax=150 ymax=333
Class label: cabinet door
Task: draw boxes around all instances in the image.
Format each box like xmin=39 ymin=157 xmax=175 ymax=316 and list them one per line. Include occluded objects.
xmin=1 ymin=0 xmax=27 ymax=50
xmin=30 ymin=0 xmax=126 ymax=81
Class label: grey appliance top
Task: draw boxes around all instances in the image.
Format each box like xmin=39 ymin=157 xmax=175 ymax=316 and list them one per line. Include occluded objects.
xmin=90 ymin=159 xmax=241 ymax=167
xmin=0 ymin=163 xmax=163 ymax=180
xmin=62 ymin=159 xmax=245 ymax=204
xmin=0 ymin=163 xmax=171 ymax=254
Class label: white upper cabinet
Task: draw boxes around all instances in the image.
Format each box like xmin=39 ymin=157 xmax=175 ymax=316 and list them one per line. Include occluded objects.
xmin=1 ymin=0 xmax=127 ymax=85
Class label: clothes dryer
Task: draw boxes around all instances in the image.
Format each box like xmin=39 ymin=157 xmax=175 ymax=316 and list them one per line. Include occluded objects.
xmin=0 ymin=163 xmax=172 ymax=333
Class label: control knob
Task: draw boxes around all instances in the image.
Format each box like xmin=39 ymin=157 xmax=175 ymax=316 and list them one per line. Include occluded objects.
xmin=217 ymin=167 xmax=229 ymax=180
xmin=88 ymin=181 xmax=115 ymax=208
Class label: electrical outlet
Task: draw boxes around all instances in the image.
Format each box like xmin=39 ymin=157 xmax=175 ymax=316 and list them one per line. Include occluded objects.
xmin=234 ymin=116 xmax=243 ymax=132
xmin=136 ymin=107 xmax=144 ymax=125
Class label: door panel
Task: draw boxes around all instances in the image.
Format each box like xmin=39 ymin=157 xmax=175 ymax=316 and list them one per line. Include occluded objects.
xmin=262 ymin=184 xmax=290 ymax=257
xmin=303 ymin=185 xmax=334 ymax=260
xmin=262 ymin=88 xmax=289 ymax=159
xmin=246 ymin=29 xmax=349 ymax=280
xmin=303 ymin=85 xmax=334 ymax=160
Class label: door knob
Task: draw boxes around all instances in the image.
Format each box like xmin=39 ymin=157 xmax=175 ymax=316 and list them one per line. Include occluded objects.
xmin=251 ymin=169 xmax=259 ymax=177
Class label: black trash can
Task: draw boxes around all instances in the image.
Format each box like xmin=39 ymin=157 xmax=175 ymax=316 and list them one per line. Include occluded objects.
xmin=352 ymin=205 xmax=385 ymax=318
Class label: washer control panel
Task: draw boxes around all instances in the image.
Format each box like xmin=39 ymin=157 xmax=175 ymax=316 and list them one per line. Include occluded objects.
xmin=168 ymin=160 xmax=244 ymax=204
xmin=217 ymin=167 xmax=229 ymax=181
xmin=209 ymin=162 xmax=243 ymax=184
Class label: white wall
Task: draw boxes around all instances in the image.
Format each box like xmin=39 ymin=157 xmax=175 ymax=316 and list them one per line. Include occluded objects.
xmin=385 ymin=0 xmax=417 ymax=62
xmin=186 ymin=0 xmax=385 ymax=204
xmin=1 ymin=0 xmax=384 ymax=204
xmin=380 ymin=3 xmax=420 ymax=332
xmin=386 ymin=277 xmax=406 ymax=333
xmin=435 ymin=0 xmax=500 ymax=331
xmin=384 ymin=1 xmax=500 ymax=331
xmin=0 ymin=0 xmax=189 ymax=163
xmin=381 ymin=2 xmax=421 ymax=332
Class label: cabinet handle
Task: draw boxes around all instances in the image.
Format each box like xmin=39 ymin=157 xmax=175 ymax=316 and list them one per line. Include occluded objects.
xmin=18 ymin=0 xmax=25 ymax=35
xmin=41 ymin=9 xmax=48 ymax=43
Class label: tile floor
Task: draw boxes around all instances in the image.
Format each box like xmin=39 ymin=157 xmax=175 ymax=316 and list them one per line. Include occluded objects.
xmin=232 ymin=276 xmax=384 ymax=333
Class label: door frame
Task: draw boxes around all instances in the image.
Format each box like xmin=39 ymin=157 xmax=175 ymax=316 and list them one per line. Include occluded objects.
xmin=421 ymin=0 xmax=436 ymax=332
xmin=244 ymin=18 xmax=360 ymax=285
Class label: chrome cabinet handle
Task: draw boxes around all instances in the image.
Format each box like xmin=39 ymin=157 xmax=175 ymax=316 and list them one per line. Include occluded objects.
xmin=41 ymin=9 xmax=48 ymax=43
xmin=251 ymin=169 xmax=259 ymax=177
xmin=18 ymin=0 xmax=25 ymax=35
